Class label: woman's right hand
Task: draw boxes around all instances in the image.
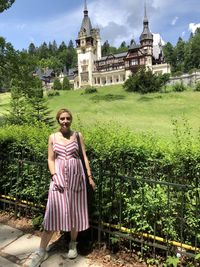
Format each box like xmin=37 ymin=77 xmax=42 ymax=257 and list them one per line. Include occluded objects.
xmin=52 ymin=173 xmax=65 ymax=193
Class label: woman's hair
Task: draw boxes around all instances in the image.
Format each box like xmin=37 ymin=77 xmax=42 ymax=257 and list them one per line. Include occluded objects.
xmin=56 ymin=108 xmax=73 ymax=123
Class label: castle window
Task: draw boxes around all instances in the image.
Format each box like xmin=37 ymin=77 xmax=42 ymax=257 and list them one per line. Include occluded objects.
xmin=130 ymin=59 xmax=138 ymax=66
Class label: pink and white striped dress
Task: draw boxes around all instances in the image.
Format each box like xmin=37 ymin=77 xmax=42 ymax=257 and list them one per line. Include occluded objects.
xmin=43 ymin=134 xmax=89 ymax=232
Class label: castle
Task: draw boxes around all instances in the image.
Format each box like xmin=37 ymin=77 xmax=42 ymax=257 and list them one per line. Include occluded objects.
xmin=73 ymin=1 xmax=170 ymax=89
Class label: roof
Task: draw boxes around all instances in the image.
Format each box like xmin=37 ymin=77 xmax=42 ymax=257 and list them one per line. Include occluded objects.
xmin=99 ymin=52 xmax=127 ymax=61
xmin=79 ymin=5 xmax=92 ymax=37
xmin=129 ymin=43 xmax=141 ymax=50
xmin=140 ymin=6 xmax=153 ymax=42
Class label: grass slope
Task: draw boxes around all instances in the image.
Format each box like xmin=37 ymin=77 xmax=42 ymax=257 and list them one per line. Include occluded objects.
xmin=1 ymin=85 xmax=200 ymax=138
xmin=47 ymin=85 xmax=200 ymax=138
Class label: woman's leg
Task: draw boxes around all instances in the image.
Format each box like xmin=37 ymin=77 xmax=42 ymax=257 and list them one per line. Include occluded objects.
xmin=40 ymin=230 xmax=54 ymax=249
xmin=29 ymin=230 xmax=54 ymax=267
xmin=70 ymin=227 xmax=78 ymax=241
xmin=67 ymin=227 xmax=78 ymax=259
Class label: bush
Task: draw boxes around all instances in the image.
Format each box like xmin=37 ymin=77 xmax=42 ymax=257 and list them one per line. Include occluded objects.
xmin=194 ymin=81 xmax=200 ymax=91
xmin=52 ymin=78 xmax=62 ymax=90
xmin=47 ymin=90 xmax=60 ymax=97
xmin=62 ymin=76 xmax=71 ymax=90
xmin=1 ymin=121 xmax=200 ymax=245
xmin=84 ymin=87 xmax=98 ymax=94
xmin=123 ymin=67 xmax=169 ymax=94
xmin=172 ymin=82 xmax=186 ymax=92
xmin=172 ymin=71 xmax=183 ymax=77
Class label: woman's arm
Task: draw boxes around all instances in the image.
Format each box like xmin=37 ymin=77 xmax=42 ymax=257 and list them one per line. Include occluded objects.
xmin=48 ymin=134 xmax=55 ymax=175
xmin=79 ymin=132 xmax=96 ymax=190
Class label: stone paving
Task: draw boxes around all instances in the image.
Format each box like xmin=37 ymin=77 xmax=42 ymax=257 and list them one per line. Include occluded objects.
xmin=0 ymin=223 xmax=101 ymax=267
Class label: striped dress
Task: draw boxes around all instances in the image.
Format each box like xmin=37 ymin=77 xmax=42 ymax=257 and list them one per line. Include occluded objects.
xmin=43 ymin=135 xmax=89 ymax=232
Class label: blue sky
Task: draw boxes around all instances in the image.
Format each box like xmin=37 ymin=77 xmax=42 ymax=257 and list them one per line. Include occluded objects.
xmin=0 ymin=0 xmax=200 ymax=51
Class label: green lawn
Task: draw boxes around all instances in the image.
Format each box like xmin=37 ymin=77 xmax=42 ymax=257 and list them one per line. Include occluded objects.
xmin=46 ymin=85 xmax=200 ymax=138
xmin=1 ymin=86 xmax=200 ymax=138
xmin=0 ymin=93 xmax=10 ymax=114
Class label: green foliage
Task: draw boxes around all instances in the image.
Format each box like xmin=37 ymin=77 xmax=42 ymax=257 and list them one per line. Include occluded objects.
xmin=32 ymin=213 xmax=44 ymax=230
xmin=195 ymin=253 xmax=200 ymax=261
xmin=165 ymin=256 xmax=180 ymax=267
xmin=53 ymin=78 xmax=62 ymax=90
xmin=6 ymin=83 xmax=54 ymax=126
xmin=47 ymin=90 xmax=60 ymax=97
xmin=83 ymin=87 xmax=98 ymax=94
xmin=172 ymin=82 xmax=186 ymax=92
xmin=123 ymin=68 xmax=168 ymax=94
xmin=172 ymin=71 xmax=183 ymax=77
xmin=0 ymin=0 xmax=15 ymax=12
xmin=163 ymin=29 xmax=200 ymax=74
xmin=0 ymin=119 xmax=200 ymax=252
xmin=62 ymin=76 xmax=71 ymax=90
xmin=0 ymin=37 xmax=18 ymax=90
xmin=194 ymin=81 xmax=200 ymax=91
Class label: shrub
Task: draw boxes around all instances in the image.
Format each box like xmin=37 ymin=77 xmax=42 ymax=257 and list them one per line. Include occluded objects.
xmin=47 ymin=90 xmax=60 ymax=97
xmin=194 ymin=81 xmax=200 ymax=91
xmin=84 ymin=87 xmax=98 ymax=94
xmin=172 ymin=71 xmax=183 ymax=77
xmin=123 ymin=67 xmax=169 ymax=94
xmin=62 ymin=76 xmax=71 ymax=90
xmin=172 ymin=82 xmax=186 ymax=92
xmin=52 ymin=78 xmax=62 ymax=90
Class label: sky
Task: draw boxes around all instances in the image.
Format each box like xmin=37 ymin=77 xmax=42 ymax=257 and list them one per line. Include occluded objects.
xmin=0 ymin=0 xmax=200 ymax=51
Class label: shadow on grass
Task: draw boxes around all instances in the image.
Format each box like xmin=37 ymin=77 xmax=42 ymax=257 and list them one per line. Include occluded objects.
xmin=90 ymin=94 xmax=126 ymax=102
xmin=138 ymin=95 xmax=163 ymax=101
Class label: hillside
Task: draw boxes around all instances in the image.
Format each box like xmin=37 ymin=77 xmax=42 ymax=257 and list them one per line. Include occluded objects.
xmin=1 ymin=85 xmax=200 ymax=138
xmin=46 ymin=85 xmax=200 ymax=138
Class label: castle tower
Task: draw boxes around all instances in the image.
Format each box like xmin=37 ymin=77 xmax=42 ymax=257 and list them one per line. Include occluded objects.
xmin=139 ymin=3 xmax=153 ymax=69
xmin=76 ymin=0 xmax=101 ymax=88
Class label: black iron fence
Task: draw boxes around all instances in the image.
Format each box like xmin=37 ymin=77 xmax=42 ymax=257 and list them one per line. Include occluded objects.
xmin=0 ymin=159 xmax=200 ymax=259
xmin=93 ymin=171 xmax=200 ymax=259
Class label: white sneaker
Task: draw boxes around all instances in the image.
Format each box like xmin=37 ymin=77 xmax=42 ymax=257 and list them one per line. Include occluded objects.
xmin=29 ymin=251 xmax=48 ymax=267
xmin=67 ymin=241 xmax=78 ymax=259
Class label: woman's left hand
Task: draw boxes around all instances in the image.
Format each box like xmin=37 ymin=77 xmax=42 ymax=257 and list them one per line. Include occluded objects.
xmin=89 ymin=177 xmax=96 ymax=191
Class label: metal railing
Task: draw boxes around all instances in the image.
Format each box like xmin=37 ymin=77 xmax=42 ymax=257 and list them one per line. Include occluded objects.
xmin=0 ymin=159 xmax=200 ymax=259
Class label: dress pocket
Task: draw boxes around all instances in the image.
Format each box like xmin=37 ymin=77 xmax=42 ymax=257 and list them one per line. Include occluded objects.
xmin=69 ymin=174 xmax=84 ymax=192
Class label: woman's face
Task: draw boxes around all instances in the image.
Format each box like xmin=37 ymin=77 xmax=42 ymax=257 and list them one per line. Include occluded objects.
xmin=59 ymin=112 xmax=72 ymax=132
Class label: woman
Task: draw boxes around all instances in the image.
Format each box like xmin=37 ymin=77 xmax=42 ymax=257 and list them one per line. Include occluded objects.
xmin=29 ymin=108 xmax=95 ymax=267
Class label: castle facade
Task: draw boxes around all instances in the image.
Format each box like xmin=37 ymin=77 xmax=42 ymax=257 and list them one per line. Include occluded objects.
xmin=74 ymin=1 xmax=170 ymax=89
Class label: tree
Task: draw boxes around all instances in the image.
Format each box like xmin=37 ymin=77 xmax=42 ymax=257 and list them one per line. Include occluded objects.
xmin=28 ymin=43 xmax=37 ymax=55
xmin=117 ymin=41 xmax=128 ymax=53
xmin=62 ymin=76 xmax=71 ymax=90
xmin=190 ymin=28 xmax=200 ymax=69
xmin=175 ymin=37 xmax=185 ymax=72
xmin=102 ymin=40 xmax=110 ymax=56
xmin=58 ymin=41 xmax=67 ymax=52
xmin=0 ymin=0 xmax=15 ymax=12
xmin=38 ymin=42 xmax=49 ymax=59
xmin=53 ymin=78 xmax=62 ymax=90
xmin=163 ymin=42 xmax=177 ymax=72
xmin=0 ymin=37 xmax=18 ymax=90
xmin=123 ymin=67 xmax=168 ymax=94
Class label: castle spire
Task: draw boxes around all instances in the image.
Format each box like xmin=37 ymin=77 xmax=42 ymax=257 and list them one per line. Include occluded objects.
xmin=84 ymin=0 xmax=87 ymax=11
xmin=144 ymin=2 xmax=147 ymax=21
xmin=79 ymin=0 xmax=92 ymax=37
xmin=84 ymin=0 xmax=88 ymax=16
xmin=139 ymin=2 xmax=153 ymax=43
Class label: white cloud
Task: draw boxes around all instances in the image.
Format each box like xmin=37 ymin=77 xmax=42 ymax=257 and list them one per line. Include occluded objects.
xmin=189 ymin=22 xmax=200 ymax=33
xmin=171 ymin=16 xmax=179 ymax=26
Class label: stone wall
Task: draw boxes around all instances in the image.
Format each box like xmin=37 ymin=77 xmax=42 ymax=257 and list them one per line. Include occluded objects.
xmin=168 ymin=72 xmax=200 ymax=86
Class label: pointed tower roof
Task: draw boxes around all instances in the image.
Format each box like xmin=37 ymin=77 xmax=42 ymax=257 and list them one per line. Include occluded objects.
xmin=140 ymin=3 xmax=153 ymax=42
xmin=79 ymin=0 xmax=92 ymax=37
